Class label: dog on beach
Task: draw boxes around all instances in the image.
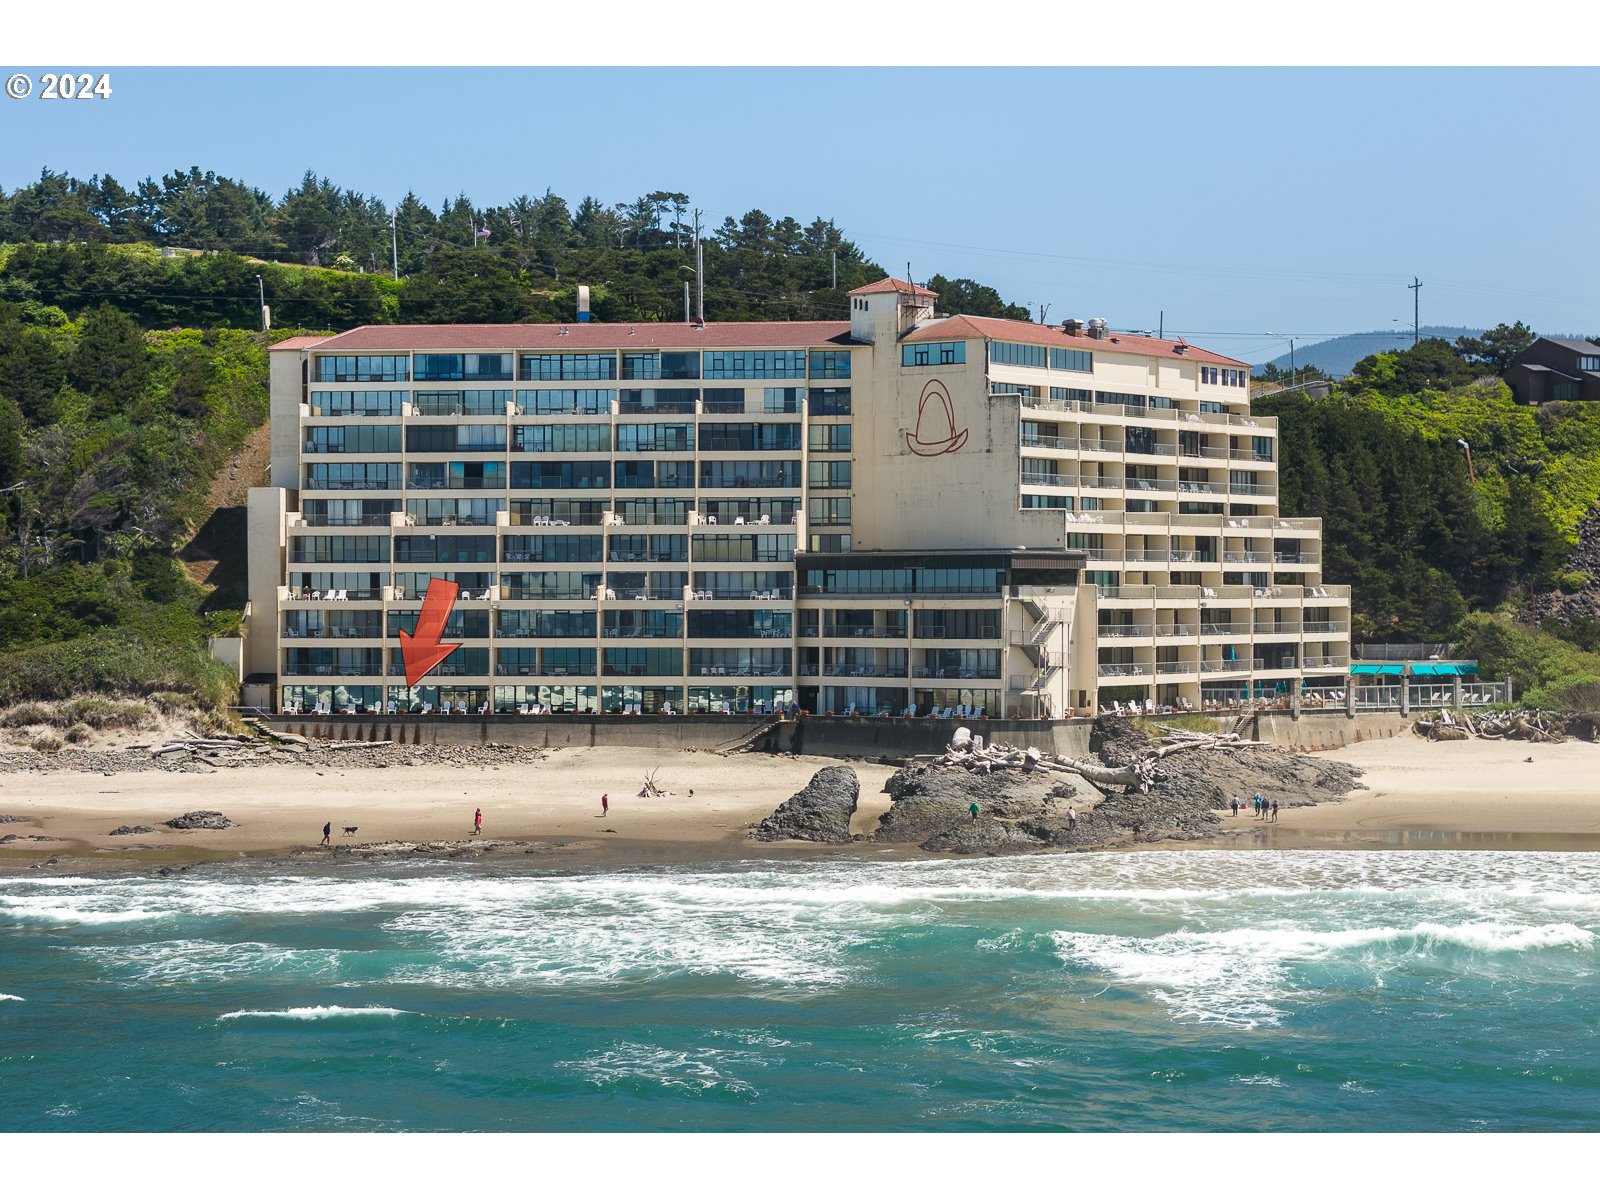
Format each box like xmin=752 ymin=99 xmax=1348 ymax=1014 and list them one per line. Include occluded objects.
xmin=342 ymin=826 xmax=359 ymax=836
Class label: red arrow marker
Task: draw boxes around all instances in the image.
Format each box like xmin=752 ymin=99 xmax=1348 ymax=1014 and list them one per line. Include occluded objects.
xmin=399 ymin=578 xmax=463 ymax=687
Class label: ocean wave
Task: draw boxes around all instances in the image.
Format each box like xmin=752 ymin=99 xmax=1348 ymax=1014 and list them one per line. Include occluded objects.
xmin=0 ymin=993 xmax=23 ymax=1002
xmin=218 ymin=1005 xmax=412 ymax=1021
xmin=75 ymin=939 xmax=356 ymax=984
xmin=1051 ymin=919 xmax=1596 ymax=1028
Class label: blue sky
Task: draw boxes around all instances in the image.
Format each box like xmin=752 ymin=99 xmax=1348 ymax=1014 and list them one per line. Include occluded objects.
xmin=3 ymin=66 xmax=1597 ymax=360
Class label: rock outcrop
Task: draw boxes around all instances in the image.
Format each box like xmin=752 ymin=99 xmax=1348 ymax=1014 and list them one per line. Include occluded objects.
xmin=108 ymin=825 xmax=156 ymax=836
xmin=164 ymin=811 xmax=235 ymax=830
xmin=749 ymin=765 xmax=859 ymax=843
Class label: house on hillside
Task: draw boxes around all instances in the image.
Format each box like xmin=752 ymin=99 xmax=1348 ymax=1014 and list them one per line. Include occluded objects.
xmin=1503 ymin=337 xmax=1600 ymax=405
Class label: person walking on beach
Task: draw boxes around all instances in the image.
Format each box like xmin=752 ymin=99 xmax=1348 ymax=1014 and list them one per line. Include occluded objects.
xmin=473 ymin=807 xmax=483 ymax=836
xmin=1067 ymin=805 xmax=1077 ymax=832
xmin=969 ymin=801 xmax=980 ymax=821
xmin=1230 ymin=796 xmax=1239 ymax=817
xmin=601 ymin=792 xmax=609 ymax=817
xmin=1270 ymin=798 xmax=1280 ymax=822
xmin=320 ymin=821 xmax=331 ymax=847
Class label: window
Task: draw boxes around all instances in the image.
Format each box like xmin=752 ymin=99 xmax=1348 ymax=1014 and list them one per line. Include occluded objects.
xmin=514 ymin=424 xmax=612 ymax=453
xmin=290 ymin=535 xmax=390 ymax=564
xmin=1202 ymin=366 xmax=1219 ymax=385
xmin=447 ymin=462 xmax=506 ymax=490
xmin=520 ymin=353 xmax=617 ymax=381
xmin=699 ymin=461 xmax=801 ymax=489
xmin=808 ymin=424 xmax=851 ymax=452
xmin=991 ymin=380 xmax=1041 ymax=400
xmin=1097 ymin=391 xmax=1144 ymax=409
xmin=305 ymin=462 xmax=400 ymax=491
xmin=809 ymin=387 xmax=852 ymax=415
xmin=902 ymin=341 xmax=966 ymax=367
xmin=315 ymin=355 xmax=409 ymax=382
xmin=393 ymin=535 xmax=496 ymax=564
xmin=1554 ymin=382 xmax=1580 ymax=401
xmin=698 ymin=423 xmax=801 ymax=452
xmin=1021 ymin=494 xmax=1071 ymax=509
xmin=703 ymin=350 xmax=807 ymax=379
xmin=305 ymin=425 xmax=401 ymax=454
xmin=457 ymin=425 xmax=507 ymax=451
xmin=808 ymin=461 xmax=852 ymax=490
xmin=988 ymin=342 xmax=1046 ymax=368
xmin=763 ymin=387 xmax=803 ymax=413
xmin=1578 ymin=355 xmax=1600 ymax=372
xmin=615 ymin=423 xmax=693 ymax=453
xmin=516 ymin=389 xmax=613 ymax=415
xmin=414 ymin=353 xmax=513 ymax=381
xmin=309 ymin=391 xmax=406 ymax=417
xmin=619 ymin=388 xmax=698 ymax=414
xmin=692 ymin=534 xmax=797 ymax=563
xmin=809 ymin=350 xmax=851 ymax=379
xmin=806 ymin=499 xmax=857 ymax=524
xmin=1199 ymin=400 xmax=1223 ymax=414
xmin=1125 ymin=426 xmax=1156 ymax=455
xmin=509 ymin=461 xmax=610 ymax=489
xmin=702 ymin=388 xmax=746 ymax=413
xmin=1049 ymin=347 xmax=1093 ymax=372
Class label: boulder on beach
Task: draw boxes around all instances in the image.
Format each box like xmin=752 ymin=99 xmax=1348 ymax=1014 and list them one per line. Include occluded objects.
xmin=164 ymin=810 xmax=235 ymax=830
xmin=749 ymin=765 xmax=860 ymax=843
xmin=108 ymin=825 xmax=156 ymax=837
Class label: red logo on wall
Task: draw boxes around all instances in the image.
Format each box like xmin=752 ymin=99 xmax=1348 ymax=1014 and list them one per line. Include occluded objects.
xmin=904 ymin=380 xmax=969 ymax=457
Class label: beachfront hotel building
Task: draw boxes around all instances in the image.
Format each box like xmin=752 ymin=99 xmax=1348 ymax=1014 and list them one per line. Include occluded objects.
xmin=244 ymin=277 xmax=1352 ymax=718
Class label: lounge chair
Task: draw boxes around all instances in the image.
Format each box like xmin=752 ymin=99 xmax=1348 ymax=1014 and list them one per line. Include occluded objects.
xmin=972 ymin=707 xmax=984 ymax=719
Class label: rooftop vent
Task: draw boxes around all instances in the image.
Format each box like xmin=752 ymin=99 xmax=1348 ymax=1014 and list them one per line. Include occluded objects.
xmin=1089 ymin=318 xmax=1109 ymax=340
xmin=1063 ymin=318 xmax=1085 ymax=336
xmin=1174 ymin=339 xmax=1189 ymax=356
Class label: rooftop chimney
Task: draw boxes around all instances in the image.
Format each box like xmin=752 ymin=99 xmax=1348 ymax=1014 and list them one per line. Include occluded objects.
xmin=1063 ymin=318 xmax=1085 ymax=336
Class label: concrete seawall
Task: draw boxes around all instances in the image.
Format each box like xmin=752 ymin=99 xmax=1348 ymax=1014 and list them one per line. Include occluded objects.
xmin=259 ymin=711 xmax=1407 ymax=758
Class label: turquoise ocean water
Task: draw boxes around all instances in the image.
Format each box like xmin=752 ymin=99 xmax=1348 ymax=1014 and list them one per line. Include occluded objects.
xmin=1 ymin=849 xmax=1597 ymax=1132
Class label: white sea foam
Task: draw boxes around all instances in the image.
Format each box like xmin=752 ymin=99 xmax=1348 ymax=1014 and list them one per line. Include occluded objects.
xmin=0 ymin=993 xmax=23 ymax=1002
xmin=1052 ymin=919 xmax=1597 ymax=1028
xmin=75 ymin=939 xmax=356 ymax=984
xmin=218 ymin=1005 xmax=412 ymax=1021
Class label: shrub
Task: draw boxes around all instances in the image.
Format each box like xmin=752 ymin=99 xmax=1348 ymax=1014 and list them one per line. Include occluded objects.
xmin=29 ymin=734 xmax=62 ymax=753
xmin=1559 ymin=570 xmax=1594 ymax=594
xmin=61 ymin=697 xmax=153 ymax=729
xmin=63 ymin=724 xmax=90 ymax=744
xmin=0 ymin=702 xmax=54 ymax=727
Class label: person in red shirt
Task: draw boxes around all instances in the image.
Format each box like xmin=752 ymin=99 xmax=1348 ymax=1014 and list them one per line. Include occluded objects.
xmin=601 ymin=793 xmax=609 ymax=816
xmin=473 ymin=807 xmax=482 ymax=836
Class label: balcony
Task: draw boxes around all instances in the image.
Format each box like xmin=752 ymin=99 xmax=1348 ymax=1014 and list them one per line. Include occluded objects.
xmin=1021 ymin=434 xmax=1078 ymax=452
xmin=1155 ymin=661 xmax=1192 ymax=675
xmin=1098 ymin=625 xmax=1151 ymax=638
xmin=1097 ymin=662 xmax=1150 ymax=677
xmin=1021 ymin=470 xmax=1077 ymax=487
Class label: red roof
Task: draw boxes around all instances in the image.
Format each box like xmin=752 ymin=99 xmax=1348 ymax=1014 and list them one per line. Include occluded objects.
xmin=303 ymin=321 xmax=854 ymax=353
xmin=901 ymin=314 xmax=1246 ymax=367
xmin=848 ymin=276 xmax=938 ymax=298
xmin=270 ymin=334 xmax=331 ymax=351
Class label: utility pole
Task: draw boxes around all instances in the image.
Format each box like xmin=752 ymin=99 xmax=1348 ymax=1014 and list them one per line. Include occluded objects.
xmin=831 ymin=249 xmax=837 ymax=290
xmin=255 ymin=274 xmax=268 ymax=331
xmin=391 ymin=209 xmax=399 ymax=281
xmin=692 ymin=208 xmax=705 ymax=325
xmin=1038 ymin=302 xmax=1050 ymax=325
xmin=684 ymin=279 xmax=691 ymax=323
xmin=1408 ymin=276 xmax=1422 ymax=345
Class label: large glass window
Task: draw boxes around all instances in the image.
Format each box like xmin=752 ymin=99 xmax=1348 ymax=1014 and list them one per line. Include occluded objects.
xmin=413 ymin=353 xmax=513 ymax=381
xmin=509 ymin=461 xmax=611 ymax=489
xmin=305 ymin=462 xmax=401 ymax=491
xmin=393 ymin=535 xmax=496 ymax=564
xmin=514 ymin=424 xmax=611 ymax=453
xmin=616 ymin=423 xmax=693 ymax=453
xmin=309 ymin=390 xmax=406 ymax=417
xmin=1049 ymin=347 xmax=1093 ymax=372
xmin=809 ymin=387 xmax=852 ymax=415
xmin=808 ymin=498 xmax=852 ymax=526
xmin=622 ymin=351 xmax=700 ymax=381
xmin=619 ymin=388 xmax=698 ymax=414
xmin=520 ymin=353 xmax=616 ymax=381
xmin=988 ymin=342 xmax=1046 ymax=368
xmin=808 ymin=424 xmax=851 ymax=452
xmin=703 ymin=350 xmax=808 ymax=379
xmin=500 ymin=535 xmax=604 ymax=563
xmin=314 ymin=355 xmax=409 ymax=382
xmin=698 ymin=423 xmax=801 ymax=452
xmin=289 ymin=535 xmax=390 ymax=564
xmin=902 ymin=341 xmax=966 ymax=367
xmin=808 ymin=350 xmax=851 ymax=379
xmin=516 ymin=389 xmax=614 ymax=415
xmin=699 ymin=461 xmax=800 ymax=489
xmin=304 ymin=425 xmax=400 ymax=454
xmin=808 ymin=461 xmax=852 ymax=490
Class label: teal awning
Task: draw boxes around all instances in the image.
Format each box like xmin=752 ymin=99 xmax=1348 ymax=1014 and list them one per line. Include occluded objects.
xmin=1409 ymin=662 xmax=1478 ymax=676
xmin=1350 ymin=663 xmax=1403 ymax=676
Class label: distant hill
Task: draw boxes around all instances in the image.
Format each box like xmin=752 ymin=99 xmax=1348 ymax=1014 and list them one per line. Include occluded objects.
xmin=1256 ymin=327 xmax=1482 ymax=379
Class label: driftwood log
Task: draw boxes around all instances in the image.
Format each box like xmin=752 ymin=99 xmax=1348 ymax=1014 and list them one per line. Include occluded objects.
xmin=923 ymin=726 xmax=1261 ymax=792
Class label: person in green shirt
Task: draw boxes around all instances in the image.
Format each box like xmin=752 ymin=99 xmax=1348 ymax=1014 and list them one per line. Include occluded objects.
xmin=969 ymin=801 xmax=980 ymax=821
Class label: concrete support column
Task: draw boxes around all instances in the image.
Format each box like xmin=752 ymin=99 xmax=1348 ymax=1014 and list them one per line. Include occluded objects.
xmin=1452 ymin=676 xmax=1463 ymax=709
xmin=1345 ymin=679 xmax=1356 ymax=719
xmin=1399 ymin=680 xmax=1410 ymax=717
xmin=1289 ymin=677 xmax=1301 ymax=720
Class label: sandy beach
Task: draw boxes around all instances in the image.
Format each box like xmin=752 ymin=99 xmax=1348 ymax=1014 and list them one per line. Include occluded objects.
xmin=3 ymin=736 xmax=1600 ymax=873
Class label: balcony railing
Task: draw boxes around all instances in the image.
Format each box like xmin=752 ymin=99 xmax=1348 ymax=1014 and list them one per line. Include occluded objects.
xmin=1097 ymin=662 xmax=1150 ymax=677
xmin=1098 ymin=625 xmax=1151 ymax=638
